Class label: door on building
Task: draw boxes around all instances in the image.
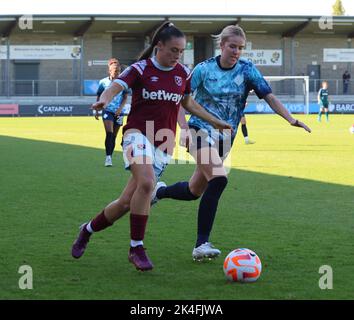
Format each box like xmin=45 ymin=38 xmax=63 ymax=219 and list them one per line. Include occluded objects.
xmin=112 ymin=37 xmax=145 ymax=67
xmin=307 ymin=64 xmax=321 ymax=93
xmin=14 ymin=61 xmax=39 ymax=95
xmin=194 ymin=37 xmax=206 ymax=65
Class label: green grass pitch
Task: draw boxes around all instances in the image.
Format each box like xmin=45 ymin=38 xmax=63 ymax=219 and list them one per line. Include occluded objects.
xmin=0 ymin=114 xmax=353 ymax=299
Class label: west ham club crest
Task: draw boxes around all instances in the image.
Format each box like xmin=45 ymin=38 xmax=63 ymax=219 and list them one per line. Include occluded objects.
xmin=174 ymin=76 xmax=182 ymax=86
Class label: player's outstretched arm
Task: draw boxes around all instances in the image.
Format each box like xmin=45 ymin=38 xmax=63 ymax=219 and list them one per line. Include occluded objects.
xmin=264 ymin=93 xmax=311 ymax=133
xmin=115 ymin=92 xmax=129 ymax=116
xmin=91 ymin=82 xmax=124 ymax=111
xmin=177 ymin=106 xmax=189 ymax=130
xmin=177 ymin=107 xmax=192 ymax=147
xmin=94 ymin=94 xmax=101 ymax=120
xmin=181 ymin=96 xmax=233 ymax=131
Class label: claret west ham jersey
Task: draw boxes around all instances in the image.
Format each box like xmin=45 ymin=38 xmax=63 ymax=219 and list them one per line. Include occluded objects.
xmin=114 ymin=57 xmax=191 ymax=150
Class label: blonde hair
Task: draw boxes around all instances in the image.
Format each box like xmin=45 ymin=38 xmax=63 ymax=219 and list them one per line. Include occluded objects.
xmin=212 ymin=25 xmax=246 ymax=46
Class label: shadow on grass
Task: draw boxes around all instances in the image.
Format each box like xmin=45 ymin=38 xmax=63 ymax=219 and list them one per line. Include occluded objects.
xmin=0 ymin=135 xmax=353 ymax=300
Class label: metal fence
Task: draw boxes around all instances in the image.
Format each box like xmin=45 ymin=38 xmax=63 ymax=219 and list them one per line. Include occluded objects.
xmin=0 ymin=80 xmax=81 ymax=96
xmin=1 ymin=78 xmax=354 ymax=97
xmin=262 ymin=78 xmax=354 ymax=96
xmin=310 ymin=79 xmax=354 ymax=95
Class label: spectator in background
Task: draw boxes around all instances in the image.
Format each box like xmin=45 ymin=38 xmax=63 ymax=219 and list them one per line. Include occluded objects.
xmin=342 ymin=70 xmax=350 ymax=94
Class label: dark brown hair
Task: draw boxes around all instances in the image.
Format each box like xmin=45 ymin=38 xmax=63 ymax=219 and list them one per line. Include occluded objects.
xmin=137 ymin=21 xmax=185 ymax=61
xmin=108 ymin=58 xmax=119 ymax=66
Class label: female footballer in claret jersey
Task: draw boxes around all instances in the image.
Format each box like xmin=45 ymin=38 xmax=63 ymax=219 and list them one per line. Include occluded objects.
xmin=152 ymin=25 xmax=311 ymax=261
xmin=71 ymin=21 xmax=231 ymax=271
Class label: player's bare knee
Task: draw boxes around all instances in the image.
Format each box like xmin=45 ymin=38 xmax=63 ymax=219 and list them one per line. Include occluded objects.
xmin=137 ymin=178 xmax=155 ymax=195
xmin=189 ymin=184 xmax=205 ymax=198
xmin=119 ymin=201 xmax=130 ymax=213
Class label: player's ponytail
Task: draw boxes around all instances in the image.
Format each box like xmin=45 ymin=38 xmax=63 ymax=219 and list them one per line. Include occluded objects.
xmin=137 ymin=21 xmax=185 ymax=61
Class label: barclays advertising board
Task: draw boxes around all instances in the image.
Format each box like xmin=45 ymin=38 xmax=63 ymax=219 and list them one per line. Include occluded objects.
xmin=245 ymin=102 xmax=354 ymax=114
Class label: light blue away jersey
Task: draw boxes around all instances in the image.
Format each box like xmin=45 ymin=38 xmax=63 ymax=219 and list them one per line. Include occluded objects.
xmin=188 ymin=56 xmax=272 ymax=141
xmin=97 ymin=77 xmax=129 ymax=114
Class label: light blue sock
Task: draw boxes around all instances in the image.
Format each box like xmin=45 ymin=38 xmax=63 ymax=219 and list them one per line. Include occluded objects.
xmin=318 ymin=111 xmax=322 ymax=121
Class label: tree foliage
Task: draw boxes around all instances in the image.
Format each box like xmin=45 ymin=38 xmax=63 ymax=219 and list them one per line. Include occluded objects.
xmin=332 ymin=0 xmax=345 ymax=16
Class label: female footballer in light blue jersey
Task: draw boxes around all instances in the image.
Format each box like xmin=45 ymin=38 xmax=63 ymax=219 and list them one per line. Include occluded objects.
xmin=153 ymin=25 xmax=311 ymax=261
xmin=96 ymin=58 xmax=129 ymax=167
